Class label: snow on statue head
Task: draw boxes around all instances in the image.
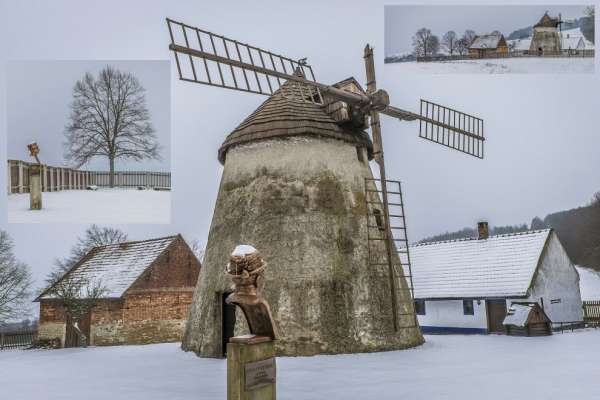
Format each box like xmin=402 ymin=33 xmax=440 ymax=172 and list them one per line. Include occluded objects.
xmin=224 ymin=245 xmax=277 ymax=340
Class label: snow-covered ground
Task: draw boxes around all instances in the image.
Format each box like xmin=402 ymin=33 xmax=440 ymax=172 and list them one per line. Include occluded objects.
xmin=389 ymin=57 xmax=595 ymax=74
xmin=7 ymin=189 xmax=170 ymax=224
xmin=2 ymin=331 xmax=600 ymax=399
xmin=577 ymin=266 xmax=600 ymax=301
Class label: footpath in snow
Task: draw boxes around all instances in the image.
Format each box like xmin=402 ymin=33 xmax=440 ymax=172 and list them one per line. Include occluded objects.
xmin=1 ymin=330 xmax=600 ymax=400
xmin=7 ymin=189 xmax=170 ymax=224
xmin=388 ymin=58 xmax=595 ymax=74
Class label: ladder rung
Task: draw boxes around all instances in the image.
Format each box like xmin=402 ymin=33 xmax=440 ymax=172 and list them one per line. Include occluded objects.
xmin=365 ymin=190 xmax=402 ymax=195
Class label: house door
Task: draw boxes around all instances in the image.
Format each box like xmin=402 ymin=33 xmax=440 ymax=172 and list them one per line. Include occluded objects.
xmin=221 ymin=292 xmax=236 ymax=357
xmin=486 ymin=300 xmax=507 ymax=334
xmin=65 ymin=312 xmax=91 ymax=348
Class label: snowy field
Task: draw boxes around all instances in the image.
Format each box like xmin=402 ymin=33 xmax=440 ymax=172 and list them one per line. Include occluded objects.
xmin=2 ymin=330 xmax=600 ymax=400
xmin=388 ymin=58 xmax=595 ymax=74
xmin=7 ymin=189 xmax=170 ymax=224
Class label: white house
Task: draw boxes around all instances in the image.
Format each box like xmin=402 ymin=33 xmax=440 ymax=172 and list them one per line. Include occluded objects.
xmin=575 ymin=266 xmax=600 ymax=301
xmin=560 ymin=27 xmax=595 ymax=50
xmin=409 ymin=224 xmax=583 ymax=334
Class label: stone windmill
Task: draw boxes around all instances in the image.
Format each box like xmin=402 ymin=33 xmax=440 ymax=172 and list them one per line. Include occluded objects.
xmin=530 ymin=12 xmax=563 ymax=54
xmin=166 ymin=19 xmax=485 ymax=357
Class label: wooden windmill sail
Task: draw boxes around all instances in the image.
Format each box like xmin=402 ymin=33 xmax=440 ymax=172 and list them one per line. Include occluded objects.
xmin=167 ymin=19 xmax=485 ymax=357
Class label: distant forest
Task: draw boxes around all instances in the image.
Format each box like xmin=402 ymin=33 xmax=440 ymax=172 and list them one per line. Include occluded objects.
xmin=418 ymin=192 xmax=600 ymax=271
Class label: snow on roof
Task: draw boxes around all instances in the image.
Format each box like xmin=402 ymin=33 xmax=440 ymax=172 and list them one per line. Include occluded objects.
xmin=40 ymin=236 xmax=178 ymax=299
xmin=561 ymin=36 xmax=584 ymax=50
xmin=470 ymin=35 xmax=502 ymax=49
xmin=409 ymin=229 xmax=551 ymax=299
xmin=576 ymin=266 xmax=600 ymax=301
xmin=508 ymin=38 xmax=531 ymax=51
xmin=503 ymin=304 xmax=532 ymax=327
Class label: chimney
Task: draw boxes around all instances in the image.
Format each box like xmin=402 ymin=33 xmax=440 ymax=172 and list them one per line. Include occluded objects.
xmin=477 ymin=221 xmax=489 ymax=240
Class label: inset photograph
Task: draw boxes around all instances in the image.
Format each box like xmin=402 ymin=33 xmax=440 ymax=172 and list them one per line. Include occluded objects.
xmin=6 ymin=61 xmax=171 ymax=224
xmin=385 ymin=5 xmax=595 ymax=74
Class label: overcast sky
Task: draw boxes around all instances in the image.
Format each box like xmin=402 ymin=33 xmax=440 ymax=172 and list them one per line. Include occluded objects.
xmin=385 ymin=5 xmax=592 ymax=56
xmin=7 ymin=60 xmax=170 ymax=171
xmin=0 ymin=0 xmax=599 ymax=314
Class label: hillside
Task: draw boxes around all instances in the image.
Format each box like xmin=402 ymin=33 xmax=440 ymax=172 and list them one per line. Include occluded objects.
xmin=507 ymin=16 xmax=594 ymax=43
xmin=419 ymin=193 xmax=600 ymax=271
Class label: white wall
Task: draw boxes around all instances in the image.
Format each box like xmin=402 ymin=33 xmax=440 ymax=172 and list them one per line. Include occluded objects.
xmin=523 ymin=232 xmax=583 ymax=323
xmin=417 ymin=299 xmax=488 ymax=332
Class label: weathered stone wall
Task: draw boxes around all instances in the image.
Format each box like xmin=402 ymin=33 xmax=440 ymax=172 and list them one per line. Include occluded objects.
xmin=183 ymin=136 xmax=423 ymax=357
xmin=91 ymin=292 xmax=194 ymax=346
xmin=38 ymin=300 xmax=67 ymax=345
xmin=530 ymin=28 xmax=561 ymax=52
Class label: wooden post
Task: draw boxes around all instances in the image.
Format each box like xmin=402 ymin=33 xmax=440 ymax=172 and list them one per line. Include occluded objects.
xmin=42 ymin=165 xmax=48 ymax=191
xmin=6 ymin=161 xmax=11 ymax=195
xmin=29 ymin=164 xmax=42 ymax=210
xmin=227 ymin=335 xmax=276 ymax=400
xmin=18 ymin=161 xmax=24 ymax=193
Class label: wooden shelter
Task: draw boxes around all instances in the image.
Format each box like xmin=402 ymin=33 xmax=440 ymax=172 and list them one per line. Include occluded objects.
xmin=468 ymin=34 xmax=508 ymax=58
xmin=503 ymin=303 xmax=552 ymax=336
xmin=36 ymin=235 xmax=201 ymax=347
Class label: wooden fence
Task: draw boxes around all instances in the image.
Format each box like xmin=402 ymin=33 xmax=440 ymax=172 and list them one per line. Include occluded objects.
xmin=0 ymin=330 xmax=36 ymax=350
xmin=416 ymin=49 xmax=595 ymax=63
xmin=583 ymin=300 xmax=600 ymax=326
xmin=7 ymin=160 xmax=171 ymax=194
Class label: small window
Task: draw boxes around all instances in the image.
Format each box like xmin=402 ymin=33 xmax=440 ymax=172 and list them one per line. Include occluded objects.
xmin=463 ymin=299 xmax=474 ymax=315
xmin=550 ymin=298 xmax=561 ymax=304
xmin=373 ymin=209 xmax=385 ymax=232
xmin=414 ymin=300 xmax=426 ymax=316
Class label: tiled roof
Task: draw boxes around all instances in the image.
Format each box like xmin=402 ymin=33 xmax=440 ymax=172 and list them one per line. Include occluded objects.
xmin=218 ymin=77 xmax=372 ymax=164
xmin=409 ymin=230 xmax=552 ymax=299
xmin=503 ymin=304 xmax=534 ymax=327
xmin=40 ymin=236 xmax=178 ymax=299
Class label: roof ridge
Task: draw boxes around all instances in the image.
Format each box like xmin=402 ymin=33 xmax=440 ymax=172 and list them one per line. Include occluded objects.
xmin=412 ymin=228 xmax=551 ymax=248
xmin=92 ymin=234 xmax=179 ymax=251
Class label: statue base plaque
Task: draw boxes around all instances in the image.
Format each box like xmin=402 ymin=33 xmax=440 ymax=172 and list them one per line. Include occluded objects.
xmin=227 ymin=335 xmax=276 ymax=400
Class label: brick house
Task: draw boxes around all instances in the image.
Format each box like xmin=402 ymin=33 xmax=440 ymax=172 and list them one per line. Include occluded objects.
xmin=35 ymin=235 xmax=201 ymax=347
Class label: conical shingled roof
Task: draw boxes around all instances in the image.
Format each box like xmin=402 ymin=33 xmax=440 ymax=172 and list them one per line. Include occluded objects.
xmin=218 ymin=79 xmax=373 ymax=164
xmin=534 ymin=12 xmax=561 ymax=28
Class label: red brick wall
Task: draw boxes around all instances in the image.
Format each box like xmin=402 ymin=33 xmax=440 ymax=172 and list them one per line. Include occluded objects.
xmin=39 ymin=300 xmax=66 ymax=323
xmin=129 ymin=236 xmax=201 ymax=291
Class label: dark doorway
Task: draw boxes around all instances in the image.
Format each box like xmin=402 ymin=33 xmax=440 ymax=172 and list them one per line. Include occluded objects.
xmin=221 ymin=292 xmax=236 ymax=357
xmin=65 ymin=312 xmax=91 ymax=348
xmin=486 ymin=299 xmax=507 ymax=334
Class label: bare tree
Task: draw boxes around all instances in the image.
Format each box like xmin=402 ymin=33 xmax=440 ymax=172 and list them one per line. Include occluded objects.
xmin=490 ymin=30 xmax=503 ymax=36
xmin=455 ymin=38 xmax=470 ymax=55
xmin=189 ymin=239 xmax=205 ymax=264
xmin=46 ymin=225 xmax=128 ymax=288
xmin=47 ymin=273 xmax=107 ymax=347
xmin=412 ymin=28 xmax=440 ymax=57
xmin=442 ymin=31 xmax=458 ymax=55
xmin=64 ymin=66 xmax=161 ymax=187
xmin=0 ymin=231 xmax=32 ymax=324
xmin=462 ymin=30 xmax=477 ymax=46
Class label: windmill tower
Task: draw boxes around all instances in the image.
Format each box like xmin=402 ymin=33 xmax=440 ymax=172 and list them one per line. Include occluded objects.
xmin=166 ymin=19 xmax=485 ymax=357
xmin=530 ymin=12 xmax=563 ymax=54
